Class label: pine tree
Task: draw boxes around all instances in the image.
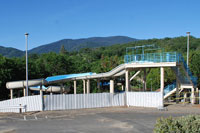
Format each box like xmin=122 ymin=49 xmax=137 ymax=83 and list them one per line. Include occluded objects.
xmin=60 ymin=45 xmax=68 ymax=55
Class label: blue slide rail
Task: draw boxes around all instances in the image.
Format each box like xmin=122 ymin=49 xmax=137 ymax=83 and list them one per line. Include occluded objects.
xmin=46 ymin=72 xmax=93 ymax=82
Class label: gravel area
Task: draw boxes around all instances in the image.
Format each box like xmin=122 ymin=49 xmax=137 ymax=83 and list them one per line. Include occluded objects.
xmin=0 ymin=104 xmax=199 ymax=133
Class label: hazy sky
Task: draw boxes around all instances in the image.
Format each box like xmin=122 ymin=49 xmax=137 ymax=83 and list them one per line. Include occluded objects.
xmin=0 ymin=0 xmax=199 ymax=50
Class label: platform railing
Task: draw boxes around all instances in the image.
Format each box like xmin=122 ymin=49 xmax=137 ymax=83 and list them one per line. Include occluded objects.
xmin=124 ymin=52 xmax=178 ymax=63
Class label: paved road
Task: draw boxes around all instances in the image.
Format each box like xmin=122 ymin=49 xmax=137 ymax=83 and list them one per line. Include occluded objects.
xmin=0 ymin=105 xmax=199 ymax=133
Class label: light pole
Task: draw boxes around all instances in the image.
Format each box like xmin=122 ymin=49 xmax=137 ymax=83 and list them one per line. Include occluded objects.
xmin=25 ymin=33 xmax=29 ymax=96
xmin=186 ymin=32 xmax=190 ymax=67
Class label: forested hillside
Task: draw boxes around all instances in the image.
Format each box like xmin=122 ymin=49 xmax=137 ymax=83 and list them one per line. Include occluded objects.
xmin=0 ymin=36 xmax=200 ymax=100
xmin=0 ymin=36 xmax=137 ymax=57
xmin=29 ymin=36 xmax=137 ymax=54
xmin=0 ymin=46 xmax=24 ymax=57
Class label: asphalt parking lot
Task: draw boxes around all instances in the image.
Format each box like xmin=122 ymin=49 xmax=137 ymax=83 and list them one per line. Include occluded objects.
xmin=0 ymin=104 xmax=199 ymax=133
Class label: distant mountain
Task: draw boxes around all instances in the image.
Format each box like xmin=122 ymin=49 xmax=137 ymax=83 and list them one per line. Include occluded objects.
xmin=29 ymin=36 xmax=137 ymax=54
xmin=0 ymin=36 xmax=137 ymax=57
xmin=0 ymin=46 xmax=24 ymax=57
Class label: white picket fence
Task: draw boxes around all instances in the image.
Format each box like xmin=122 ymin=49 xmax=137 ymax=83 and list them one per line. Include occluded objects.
xmin=127 ymin=92 xmax=163 ymax=107
xmin=0 ymin=95 xmax=43 ymax=113
xmin=0 ymin=92 xmax=163 ymax=113
xmin=43 ymin=93 xmax=125 ymax=111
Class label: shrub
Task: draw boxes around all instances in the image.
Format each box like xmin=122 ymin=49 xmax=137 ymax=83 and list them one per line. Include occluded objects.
xmin=154 ymin=115 xmax=200 ymax=133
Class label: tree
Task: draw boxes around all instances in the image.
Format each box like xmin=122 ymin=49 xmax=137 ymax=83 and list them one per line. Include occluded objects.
xmin=0 ymin=55 xmax=16 ymax=100
xmin=190 ymin=50 xmax=200 ymax=87
xmin=60 ymin=45 xmax=68 ymax=55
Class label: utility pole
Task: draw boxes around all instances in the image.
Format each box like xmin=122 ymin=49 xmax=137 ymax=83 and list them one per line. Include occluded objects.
xmin=186 ymin=32 xmax=190 ymax=67
xmin=25 ymin=33 xmax=29 ymax=96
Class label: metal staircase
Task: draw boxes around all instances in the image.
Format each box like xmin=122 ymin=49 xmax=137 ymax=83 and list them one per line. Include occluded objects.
xmin=164 ymin=54 xmax=197 ymax=100
xmin=178 ymin=54 xmax=197 ymax=86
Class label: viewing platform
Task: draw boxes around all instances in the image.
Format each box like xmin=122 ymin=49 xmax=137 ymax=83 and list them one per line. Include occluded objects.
xmin=124 ymin=52 xmax=180 ymax=64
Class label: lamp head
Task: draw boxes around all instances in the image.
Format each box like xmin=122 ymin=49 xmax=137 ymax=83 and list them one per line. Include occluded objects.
xmin=186 ymin=32 xmax=190 ymax=35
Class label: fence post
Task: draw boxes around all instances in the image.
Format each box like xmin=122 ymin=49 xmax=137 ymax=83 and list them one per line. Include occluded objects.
xmin=124 ymin=92 xmax=128 ymax=107
xmin=19 ymin=104 xmax=22 ymax=113
xmin=50 ymin=93 xmax=53 ymax=111
xmin=199 ymin=89 xmax=200 ymax=104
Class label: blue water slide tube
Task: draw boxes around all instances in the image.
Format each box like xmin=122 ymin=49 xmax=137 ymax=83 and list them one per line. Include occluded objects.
xmin=46 ymin=72 xmax=93 ymax=83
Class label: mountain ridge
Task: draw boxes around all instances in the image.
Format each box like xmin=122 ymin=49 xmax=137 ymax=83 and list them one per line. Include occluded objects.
xmin=0 ymin=36 xmax=137 ymax=57
xmin=29 ymin=36 xmax=137 ymax=54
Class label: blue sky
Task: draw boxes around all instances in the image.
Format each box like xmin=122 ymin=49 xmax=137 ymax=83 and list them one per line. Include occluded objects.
xmin=0 ymin=0 xmax=200 ymax=50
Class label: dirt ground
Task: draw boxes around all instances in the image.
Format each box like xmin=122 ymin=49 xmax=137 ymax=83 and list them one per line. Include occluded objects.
xmin=0 ymin=104 xmax=199 ymax=133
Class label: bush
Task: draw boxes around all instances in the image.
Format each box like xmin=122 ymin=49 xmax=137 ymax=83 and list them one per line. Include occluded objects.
xmin=154 ymin=115 xmax=200 ymax=133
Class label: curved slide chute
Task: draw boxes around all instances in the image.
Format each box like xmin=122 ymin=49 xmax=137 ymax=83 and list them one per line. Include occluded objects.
xmin=29 ymin=86 xmax=70 ymax=93
xmin=6 ymin=79 xmax=47 ymax=89
xmin=46 ymin=72 xmax=94 ymax=84
xmin=76 ymin=64 xmax=126 ymax=80
xmin=6 ymin=64 xmax=127 ymax=90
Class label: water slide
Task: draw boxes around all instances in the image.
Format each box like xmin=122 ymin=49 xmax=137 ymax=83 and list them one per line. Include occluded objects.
xmin=29 ymin=86 xmax=70 ymax=93
xmin=6 ymin=64 xmax=127 ymax=91
xmin=6 ymin=79 xmax=47 ymax=89
xmin=6 ymin=73 xmax=93 ymax=91
xmin=8 ymin=53 xmax=193 ymax=95
xmin=76 ymin=64 xmax=126 ymax=80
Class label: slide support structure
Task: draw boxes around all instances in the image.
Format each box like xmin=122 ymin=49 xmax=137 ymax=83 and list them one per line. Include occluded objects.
xmin=110 ymin=79 xmax=114 ymax=93
xmin=83 ymin=80 xmax=86 ymax=94
xmin=23 ymin=88 xmax=26 ymax=97
xmin=160 ymin=67 xmax=164 ymax=107
xmin=97 ymin=79 xmax=100 ymax=92
xmin=10 ymin=89 xmax=13 ymax=99
xmin=74 ymin=80 xmax=77 ymax=94
xmin=191 ymin=87 xmax=195 ymax=104
xmin=125 ymin=70 xmax=130 ymax=92
xmin=87 ymin=80 xmax=90 ymax=94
